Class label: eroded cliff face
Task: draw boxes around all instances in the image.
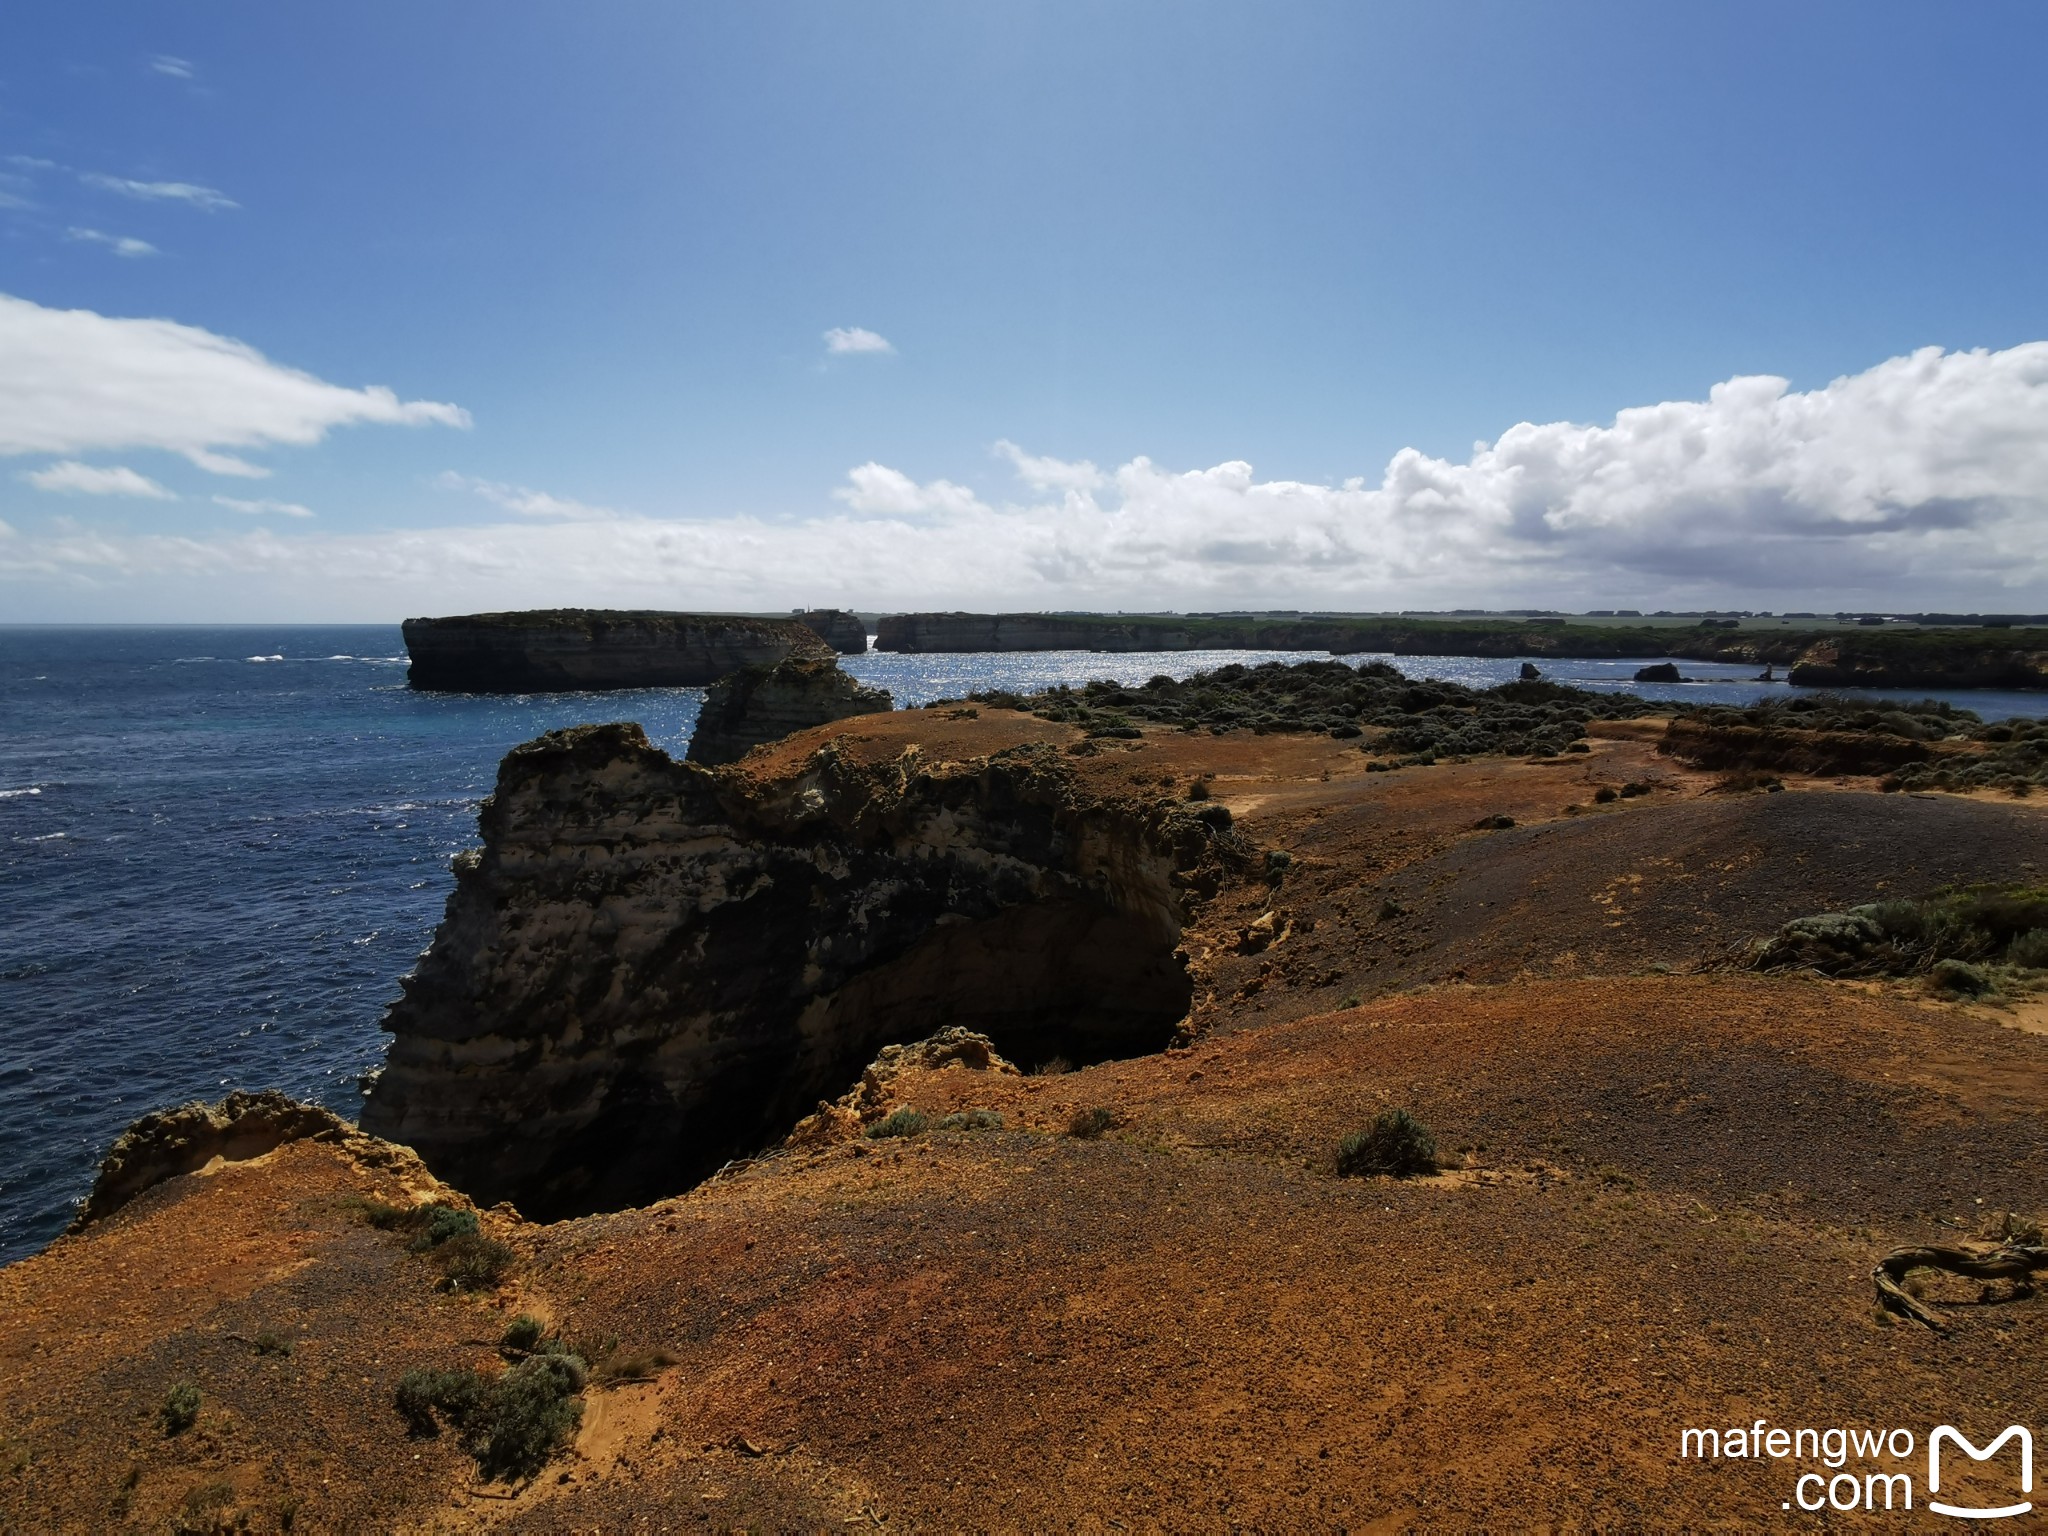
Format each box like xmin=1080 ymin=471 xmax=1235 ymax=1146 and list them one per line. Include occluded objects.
xmin=402 ymin=609 xmax=834 ymax=692
xmin=794 ymin=608 xmax=871 ymax=655
xmin=685 ymin=656 xmax=892 ymax=766
xmin=360 ymin=722 xmax=1240 ymax=1218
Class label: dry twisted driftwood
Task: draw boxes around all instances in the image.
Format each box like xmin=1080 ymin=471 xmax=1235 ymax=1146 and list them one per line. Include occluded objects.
xmin=1872 ymin=1240 xmax=2048 ymax=1332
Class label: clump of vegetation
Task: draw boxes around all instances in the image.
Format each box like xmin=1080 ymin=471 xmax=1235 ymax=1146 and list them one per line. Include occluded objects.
xmin=251 ymin=1330 xmax=292 ymax=1357
xmin=1336 ymin=1109 xmax=1438 ymax=1178
xmin=350 ymin=1198 xmax=515 ymax=1292
xmin=866 ymin=1108 xmax=928 ymax=1139
xmin=1751 ymin=884 xmax=2048 ymax=992
xmin=936 ymin=1108 xmax=1004 ymax=1132
xmin=1067 ymin=1106 xmax=1117 ymax=1139
xmin=159 ymin=1381 xmax=201 ymax=1436
xmin=499 ymin=1314 xmax=546 ymax=1353
xmin=171 ymin=1480 xmax=235 ymax=1535
xmin=395 ymin=1352 xmax=586 ymax=1483
xmin=971 ymin=659 xmax=1663 ymax=762
xmin=1028 ymin=1056 xmax=1074 ymax=1077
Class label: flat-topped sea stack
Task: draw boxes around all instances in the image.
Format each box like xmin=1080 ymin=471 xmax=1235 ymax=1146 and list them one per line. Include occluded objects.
xmin=685 ymin=655 xmax=893 ymax=765
xmin=402 ymin=608 xmax=834 ymax=692
xmin=793 ymin=607 xmax=871 ymax=654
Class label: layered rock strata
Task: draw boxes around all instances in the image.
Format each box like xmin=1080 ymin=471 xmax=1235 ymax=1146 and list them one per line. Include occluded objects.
xmin=402 ymin=609 xmax=834 ymax=692
xmin=361 ymin=722 xmax=1240 ymax=1218
xmin=793 ymin=609 xmax=871 ymax=654
xmin=685 ymin=656 xmax=892 ymax=766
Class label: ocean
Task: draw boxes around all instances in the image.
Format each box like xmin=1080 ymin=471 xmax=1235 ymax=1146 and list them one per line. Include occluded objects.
xmin=3 ymin=624 xmax=2042 ymax=1264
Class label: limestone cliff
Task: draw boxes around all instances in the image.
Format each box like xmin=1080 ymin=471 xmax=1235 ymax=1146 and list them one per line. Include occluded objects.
xmin=685 ymin=656 xmax=892 ymax=766
xmin=402 ymin=609 xmax=834 ymax=692
xmin=361 ymin=722 xmax=1242 ymax=1219
xmin=794 ymin=608 xmax=871 ymax=655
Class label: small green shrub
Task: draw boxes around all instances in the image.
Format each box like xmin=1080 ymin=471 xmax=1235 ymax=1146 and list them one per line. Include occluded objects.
xmin=1028 ymin=1055 xmax=1074 ymax=1076
xmin=936 ymin=1109 xmax=1004 ymax=1132
xmin=1931 ymin=958 xmax=1991 ymax=996
xmin=252 ymin=1330 xmax=292 ymax=1357
xmin=407 ymin=1204 xmax=481 ymax=1253
xmin=470 ymin=1355 xmax=586 ymax=1482
xmin=2008 ymin=929 xmax=2048 ymax=970
xmin=172 ymin=1480 xmax=235 ymax=1535
xmin=1336 ymin=1109 xmax=1438 ymax=1178
xmin=395 ymin=1367 xmax=486 ymax=1437
xmin=1067 ymin=1106 xmax=1117 ymax=1139
xmin=865 ymin=1108 xmax=927 ymax=1140
xmin=1593 ymin=785 xmax=1618 ymax=803
xmin=432 ymin=1233 xmax=517 ymax=1292
xmin=159 ymin=1380 xmax=201 ymax=1436
xmin=396 ymin=1355 xmax=585 ymax=1479
xmin=499 ymin=1314 xmax=546 ymax=1353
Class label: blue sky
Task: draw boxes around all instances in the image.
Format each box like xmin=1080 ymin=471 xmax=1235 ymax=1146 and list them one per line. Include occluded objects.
xmin=2 ymin=2 xmax=2045 ymax=620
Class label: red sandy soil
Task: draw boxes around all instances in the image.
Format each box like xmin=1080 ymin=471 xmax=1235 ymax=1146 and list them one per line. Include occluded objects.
xmin=4 ymin=716 xmax=2046 ymax=1532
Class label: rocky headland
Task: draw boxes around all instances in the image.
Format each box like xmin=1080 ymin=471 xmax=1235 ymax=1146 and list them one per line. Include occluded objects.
xmin=401 ymin=609 xmax=834 ymax=692
xmin=11 ymin=660 xmax=2048 ymax=1529
xmin=359 ymin=717 xmax=1240 ymax=1218
xmin=792 ymin=608 xmax=870 ymax=655
xmin=684 ymin=655 xmax=892 ymax=766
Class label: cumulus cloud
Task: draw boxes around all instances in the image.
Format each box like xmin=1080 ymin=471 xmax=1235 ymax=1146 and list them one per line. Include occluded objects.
xmin=993 ymin=439 xmax=1105 ymax=493
xmin=5 ymin=342 xmax=2045 ymax=618
xmin=435 ymin=471 xmax=623 ymax=521
xmin=823 ymin=326 xmax=894 ymax=356
xmin=833 ymin=462 xmax=986 ymax=518
xmin=80 ymin=173 xmax=236 ymax=211
xmin=213 ymin=496 xmax=313 ymax=518
xmin=151 ymin=56 xmax=195 ymax=79
xmin=22 ymin=461 xmax=176 ymax=498
xmin=0 ymin=293 xmax=470 ymax=471
xmin=65 ymin=226 xmax=158 ymax=258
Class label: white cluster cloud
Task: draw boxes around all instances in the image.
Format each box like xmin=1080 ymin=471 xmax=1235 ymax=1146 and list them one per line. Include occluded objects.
xmin=0 ymin=293 xmax=470 ymax=479
xmin=65 ymin=226 xmax=157 ymax=258
xmin=213 ymin=496 xmax=314 ymax=519
xmin=80 ymin=173 xmax=235 ymax=211
xmin=823 ymin=326 xmax=893 ymax=356
xmin=4 ymin=340 xmax=2046 ymax=618
xmin=436 ymin=471 xmax=621 ymax=522
xmin=21 ymin=461 xmax=175 ymax=499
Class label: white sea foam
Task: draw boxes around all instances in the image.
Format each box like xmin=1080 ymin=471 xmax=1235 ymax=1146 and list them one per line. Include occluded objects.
xmin=0 ymin=786 xmax=43 ymax=798
xmin=22 ymin=831 xmax=65 ymax=842
xmin=245 ymin=654 xmax=285 ymax=662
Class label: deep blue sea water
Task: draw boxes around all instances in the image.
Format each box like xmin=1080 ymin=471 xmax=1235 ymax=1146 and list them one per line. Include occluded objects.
xmin=3 ymin=625 xmax=2042 ymax=1264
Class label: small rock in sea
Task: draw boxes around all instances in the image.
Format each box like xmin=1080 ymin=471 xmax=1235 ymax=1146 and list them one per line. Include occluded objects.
xmin=1632 ymin=662 xmax=1684 ymax=683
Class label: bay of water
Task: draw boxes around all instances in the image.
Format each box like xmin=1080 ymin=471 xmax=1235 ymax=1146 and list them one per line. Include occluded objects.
xmin=2 ymin=625 xmax=2040 ymax=1264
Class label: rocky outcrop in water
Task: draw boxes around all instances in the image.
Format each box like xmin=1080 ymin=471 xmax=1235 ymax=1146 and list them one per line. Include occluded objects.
xmin=360 ymin=723 xmax=1242 ymax=1219
xmin=793 ymin=609 xmax=871 ymax=655
xmin=402 ymin=610 xmax=834 ymax=692
xmin=1783 ymin=636 xmax=2048 ymax=691
xmin=685 ymin=657 xmax=892 ymax=766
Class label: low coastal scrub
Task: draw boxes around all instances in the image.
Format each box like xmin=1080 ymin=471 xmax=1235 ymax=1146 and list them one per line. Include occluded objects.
xmin=1750 ymin=884 xmax=2048 ymax=991
xmin=1067 ymin=1106 xmax=1118 ymax=1139
xmin=159 ymin=1380 xmax=201 ymax=1436
xmin=350 ymin=1198 xmax=516 ymax=1292
xmin=972 ymin=659 xmax=1662 ymax=761
xmin=865 ymin=1108 xmax=928 ymax=1139
xmin=395 ymin=1349 xmax=586 ymax=1482
xmin=1336 ymin=1110 xmax=1438 ymax=1178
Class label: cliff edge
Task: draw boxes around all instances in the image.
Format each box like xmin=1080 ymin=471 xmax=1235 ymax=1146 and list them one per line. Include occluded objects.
xmin=402 ymin=609 xmax=834 ymax=692
xmin=685 ymin=655 xmax=892 ymax=765
xmin=360 ymin=720 xmax=1241 ymax=1218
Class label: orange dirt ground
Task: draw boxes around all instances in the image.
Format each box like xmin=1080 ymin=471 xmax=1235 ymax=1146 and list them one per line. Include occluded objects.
xmin=4 ymin=714 xmax=2046 ymax=1532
